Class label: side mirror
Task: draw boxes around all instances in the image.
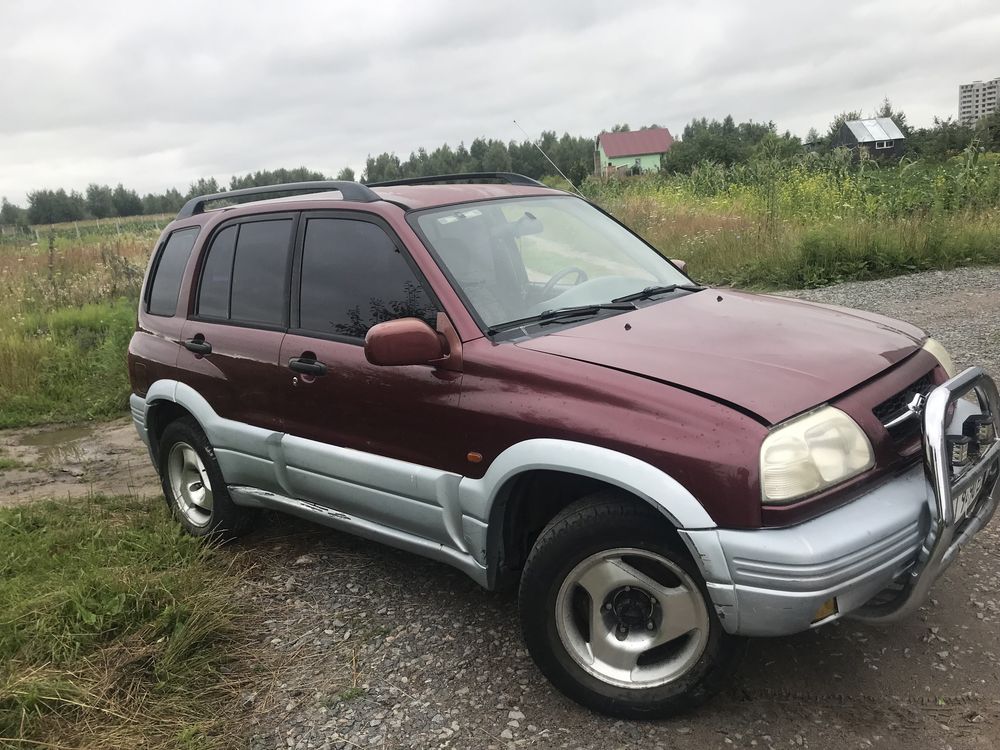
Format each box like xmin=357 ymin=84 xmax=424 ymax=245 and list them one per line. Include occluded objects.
xmin=364 ymin=318 xmax=446 ymax=367
xmin=670 ymin=259 xmax=687 ymax=273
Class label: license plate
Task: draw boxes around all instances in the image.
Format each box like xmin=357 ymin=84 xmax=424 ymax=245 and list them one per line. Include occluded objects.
xmin=952 ymin=459 xmax=997 ymax=520
xmin=954 ymin=476 xmax=985 ymax=520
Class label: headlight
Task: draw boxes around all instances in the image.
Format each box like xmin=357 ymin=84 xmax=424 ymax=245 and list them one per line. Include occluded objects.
xmin=760 ymin=406 xmax=875 ymax=504
xmin=922 ymin=338 xmax=956 ymax=378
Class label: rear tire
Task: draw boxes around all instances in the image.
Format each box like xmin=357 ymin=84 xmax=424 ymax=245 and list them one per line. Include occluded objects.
xmin=158 ymin=417 xmax=256 ymax=539
xmin=518 ymin=491 xmax=740 ymax=718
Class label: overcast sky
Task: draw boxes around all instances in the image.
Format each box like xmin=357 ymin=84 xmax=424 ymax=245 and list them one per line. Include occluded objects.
xmin=3 ymin=0 xmax=999 ymax=204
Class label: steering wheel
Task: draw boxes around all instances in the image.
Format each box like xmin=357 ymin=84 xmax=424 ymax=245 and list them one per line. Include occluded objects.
xmin=541 ymin=266 xmax=589 ymax=297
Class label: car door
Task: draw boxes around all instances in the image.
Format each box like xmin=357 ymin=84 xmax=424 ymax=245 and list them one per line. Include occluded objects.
xmin=177 ymin=213 xmax=296 ymax=492
xmin=278 ymin=212 xmax=465 ymax=544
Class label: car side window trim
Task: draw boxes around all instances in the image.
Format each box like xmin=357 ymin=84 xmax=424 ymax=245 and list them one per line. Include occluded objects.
xmin=142 ymin=238 xmax=165 ymax=312
xmin=288 ymin=210 xmax=445 ymax=345
xmin=189 ymin=212 xmax=299 ymax=331
xmin=227 ymin=224 xmax=239 ymax=319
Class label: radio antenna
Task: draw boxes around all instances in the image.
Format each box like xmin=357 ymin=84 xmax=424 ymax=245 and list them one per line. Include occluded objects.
xmin=513 ymin=119 xmax=587 ymax=198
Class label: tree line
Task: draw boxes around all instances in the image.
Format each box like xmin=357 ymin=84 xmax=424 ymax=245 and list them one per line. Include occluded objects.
xmin=3 ymin=102 xmax=998 ymax=227
xmin=361 ymin=131 xmax=599 ymax=185
xmin=1 ymin=167 xmax=349 ymax=227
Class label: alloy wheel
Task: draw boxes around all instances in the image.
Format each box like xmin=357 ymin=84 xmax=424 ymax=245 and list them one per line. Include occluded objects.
xmin=554 ymin=547 xmax=710 ymax=688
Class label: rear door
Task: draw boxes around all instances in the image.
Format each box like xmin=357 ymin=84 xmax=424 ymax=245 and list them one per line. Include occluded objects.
xmin=177 ymin=213 xmax=296 ymax=491
xmin=278 ymin=212 xmax=466 ymax=543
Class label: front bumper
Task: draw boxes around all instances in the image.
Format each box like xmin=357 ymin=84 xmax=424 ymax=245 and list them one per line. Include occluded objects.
xmin=682 ymin=367 xmax=1000 ymax=637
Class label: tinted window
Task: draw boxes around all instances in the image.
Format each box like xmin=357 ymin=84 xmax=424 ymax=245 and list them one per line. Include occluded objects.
xmin=230 ymin=219 xmax=293 ymax=326
xmin=197 ymin=225 xmax=237 ymax=318
xmin=148 ymin=227 xmax=199 ymax=316
xmin=299 ymin=219 xmax=437 ymax=338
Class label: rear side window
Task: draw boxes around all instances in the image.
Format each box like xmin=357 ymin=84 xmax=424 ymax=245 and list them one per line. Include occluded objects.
xmin=197 ymin=225 xmax=237 ymax=318
xmin=147 ymin=227 xmax=199 ymax=316
xmin=195 ymin=218 xmax=293 ymax=327
xmin=298 ymin=218 xmax=438 ymax=338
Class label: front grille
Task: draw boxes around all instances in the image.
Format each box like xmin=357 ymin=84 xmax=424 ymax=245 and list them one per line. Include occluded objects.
xmin=874 ymin=371 xmax=936 ymax=444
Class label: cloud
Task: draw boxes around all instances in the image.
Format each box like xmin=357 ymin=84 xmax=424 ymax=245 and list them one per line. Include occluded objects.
xmin=2 ymin=0 xmax=999 ymax=204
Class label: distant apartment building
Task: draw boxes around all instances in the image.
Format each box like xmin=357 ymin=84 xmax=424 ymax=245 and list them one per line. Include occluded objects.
xmin=959 ymin=77 xmax=999 ymax=125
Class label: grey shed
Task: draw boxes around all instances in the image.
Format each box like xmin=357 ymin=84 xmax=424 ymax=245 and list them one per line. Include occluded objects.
xmin=832 ymin=117 xmax=906 ymax=158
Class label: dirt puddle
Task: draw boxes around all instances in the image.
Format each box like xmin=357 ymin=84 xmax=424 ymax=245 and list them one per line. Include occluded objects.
xmin=0 ymin=417 xmax=161 ymax=507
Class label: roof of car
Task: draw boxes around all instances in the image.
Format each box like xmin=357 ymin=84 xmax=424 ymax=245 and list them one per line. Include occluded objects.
xmin=189 ymin=182 xmax=566 ymax=217
xmin=371 ymin=183 xmax=563 ymax=210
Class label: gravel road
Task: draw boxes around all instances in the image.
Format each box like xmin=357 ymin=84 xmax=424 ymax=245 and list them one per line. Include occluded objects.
xmin=2 ymin=267 xmax=997 ymax=749
xmin=240 ymin=267 xmax=1000 ymax=750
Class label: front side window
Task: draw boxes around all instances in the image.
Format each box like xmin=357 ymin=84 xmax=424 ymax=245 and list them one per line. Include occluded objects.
xmin=298 ymin=218 xmax=438 ymax=339
xmin=413 ymin=196 xmax=690 ymax=330
xmin=147 ymin=227 xmax=200 ymax=316
xmin=196 ymin=218 xmax=293 ymax=327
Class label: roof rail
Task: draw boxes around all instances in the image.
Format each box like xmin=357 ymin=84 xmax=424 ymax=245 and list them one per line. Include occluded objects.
xmin=176 ymin=180 xmax=380 ymax=219
xmin=366 ymin=172 xmax=544 ymax=188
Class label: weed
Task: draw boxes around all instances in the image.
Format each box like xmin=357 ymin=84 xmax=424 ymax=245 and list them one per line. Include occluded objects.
xmin=339 ymin=687 xmax=365 ymax=702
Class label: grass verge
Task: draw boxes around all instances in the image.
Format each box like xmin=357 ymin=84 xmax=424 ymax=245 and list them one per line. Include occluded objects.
xmin=0 ymin=494 xmax=257 ymax=748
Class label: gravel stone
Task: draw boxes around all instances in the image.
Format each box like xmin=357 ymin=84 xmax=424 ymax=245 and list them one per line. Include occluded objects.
xmin=245 ymin=267 xmax=1000 ymax=750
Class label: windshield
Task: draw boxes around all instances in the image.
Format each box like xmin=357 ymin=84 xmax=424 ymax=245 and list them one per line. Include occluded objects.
xmin=413 ymin=195 xmax=690 ymax=330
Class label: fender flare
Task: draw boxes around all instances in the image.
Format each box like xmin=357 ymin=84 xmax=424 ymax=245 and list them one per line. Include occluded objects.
xmin=139 ymin=380 xmax=275 ymax=459
xmin=461 ymin=439 xmax=715 ymax=530
xmin=141 ymin=379 xmax=214 ymax=437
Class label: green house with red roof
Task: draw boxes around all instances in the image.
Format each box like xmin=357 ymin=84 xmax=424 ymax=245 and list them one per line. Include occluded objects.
xmin=595 ymin=127 xmax=674 ymax=176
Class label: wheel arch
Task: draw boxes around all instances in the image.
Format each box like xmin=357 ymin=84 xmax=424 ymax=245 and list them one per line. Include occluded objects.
xmin=140 ymin=380 xmax=220 ymax=460
xmin=463 ymin=439 xmax=716 ymax=589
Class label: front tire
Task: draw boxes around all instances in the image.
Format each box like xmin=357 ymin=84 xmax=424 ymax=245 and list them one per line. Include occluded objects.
xmin=158 ymin=417 xmax=256 ymax=539
xmin=518 ymin=492 xmax=740 ymax=718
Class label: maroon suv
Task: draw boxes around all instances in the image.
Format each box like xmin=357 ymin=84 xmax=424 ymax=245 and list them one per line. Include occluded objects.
xmin=129 ymin=174 xmax=999 ymax=717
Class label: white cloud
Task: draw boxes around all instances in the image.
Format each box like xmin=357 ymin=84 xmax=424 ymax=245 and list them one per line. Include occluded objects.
xmin=2 ymin=0 xmax=999 ymax=204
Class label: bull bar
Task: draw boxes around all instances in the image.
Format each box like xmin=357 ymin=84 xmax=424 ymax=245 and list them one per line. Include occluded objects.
xmin=854 ymin=366 xmax=1000 ymax=622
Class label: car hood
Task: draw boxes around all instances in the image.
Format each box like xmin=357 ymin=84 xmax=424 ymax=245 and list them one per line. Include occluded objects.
xmin=516 ymin=290 xmax=926 ymax=424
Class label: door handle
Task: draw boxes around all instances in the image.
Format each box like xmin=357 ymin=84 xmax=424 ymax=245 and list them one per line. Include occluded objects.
xmin=183 ymin=337 xmax=212 ymax=355
xmin=288 ymin=357 xmax=328 ymax=376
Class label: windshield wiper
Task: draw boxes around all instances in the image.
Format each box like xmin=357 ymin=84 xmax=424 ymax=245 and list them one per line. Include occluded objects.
xmin=487 ymin=303 xmax=636 ymax=335
xmin=611 ymin=283 xmax=704 ymax=304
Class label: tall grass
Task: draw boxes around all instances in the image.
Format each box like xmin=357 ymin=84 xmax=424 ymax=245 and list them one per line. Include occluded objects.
xmin=585 ymin=148 xmax=1000 ymax=288
xmin=0 ymin=299 xmax=137 ymax=427
xmin=0 ymin=225 xmax=150 ymax=427
xmin=0 ymin=494 xmax=256 ymax=748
